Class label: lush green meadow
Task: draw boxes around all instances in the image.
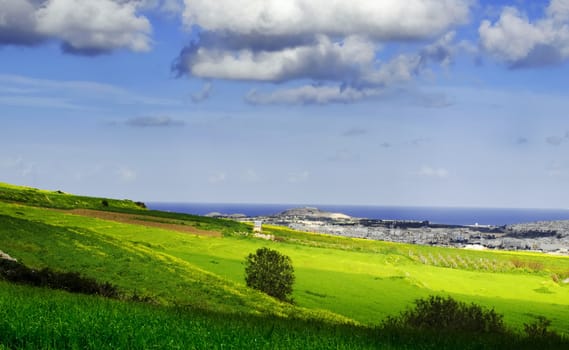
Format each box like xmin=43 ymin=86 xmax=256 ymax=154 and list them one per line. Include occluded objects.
xmin=0 ymin=281 xmax=380 ymax=350
xmin=1 ymin=182 xmax=569 ymax=348
xmin=5 ymin=280 xmax=563 ymax=350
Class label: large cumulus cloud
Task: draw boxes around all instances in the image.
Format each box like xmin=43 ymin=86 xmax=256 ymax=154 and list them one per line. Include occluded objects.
xmin=174 ymin=0 xmax=473 ymax=104
xmin=0 ymin=0 xmax=151 ymax=54
xmin=182 ymin=0 xmax=471 ymax=41
xmin=479 ymin=0 xmax=569 ymax=68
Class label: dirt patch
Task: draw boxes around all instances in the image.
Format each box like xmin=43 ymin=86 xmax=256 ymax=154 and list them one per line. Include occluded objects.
xmin=62 ymin=209 xmax=222 ymax=237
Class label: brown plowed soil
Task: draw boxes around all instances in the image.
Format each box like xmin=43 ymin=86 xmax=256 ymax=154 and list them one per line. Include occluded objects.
xmin=63 ymin=209 xmax=222 ymax=237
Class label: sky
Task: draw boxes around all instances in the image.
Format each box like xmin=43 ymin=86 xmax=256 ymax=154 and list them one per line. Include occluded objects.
xmin=1 ymin=0 xmax=569 ymax=209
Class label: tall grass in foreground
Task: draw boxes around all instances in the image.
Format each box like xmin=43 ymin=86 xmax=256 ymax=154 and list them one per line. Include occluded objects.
xmin=1 ymin=282 xmax=567 ymax=350
xmin=0 ymin=282 xmax=377 ymax=350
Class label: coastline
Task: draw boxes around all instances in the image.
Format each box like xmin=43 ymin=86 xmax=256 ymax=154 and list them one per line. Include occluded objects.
xmin=148 ymin=202 xmax=569 ymax=226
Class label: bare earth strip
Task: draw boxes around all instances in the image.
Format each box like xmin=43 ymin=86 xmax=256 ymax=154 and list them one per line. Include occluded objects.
xmin=62 ymin=209 xmax=222 ymax=237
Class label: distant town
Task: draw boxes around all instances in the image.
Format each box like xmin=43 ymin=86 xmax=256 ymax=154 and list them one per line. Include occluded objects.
xmin=207 ymin=207 xmax=569 ymax=255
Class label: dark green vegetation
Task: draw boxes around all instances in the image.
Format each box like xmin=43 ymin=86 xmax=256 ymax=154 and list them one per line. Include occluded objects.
xmin=1 ymin=181 xmax=568 ymax=349
xmin=376 ymin=295 xmax=566 ymax=349
xmin=383 ymin=295 xmax=506 ymax=334
xmin=0 ymin=259 xmax=118 ymax=298
xmin=245 ymin=247 xmax=295 ymax=302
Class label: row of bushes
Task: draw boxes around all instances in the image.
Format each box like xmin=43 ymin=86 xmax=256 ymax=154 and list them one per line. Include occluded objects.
xmin=380 ymin=295 xmax=565 ymax=347
xmin=0 ymin=259 xmax=119 ymax=298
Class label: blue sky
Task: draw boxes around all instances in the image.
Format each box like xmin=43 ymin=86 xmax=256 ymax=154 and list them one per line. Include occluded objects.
xmin=1 ymin=0 xmax=569 ymax=209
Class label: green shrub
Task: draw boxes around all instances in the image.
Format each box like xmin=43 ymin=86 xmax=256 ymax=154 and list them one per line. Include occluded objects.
xmin=524 ymin=316 xmax=558 ymax=339
xmin=244 ymin=247 xmax=295 ymax=302
xmin=382 ymin=295 xmax=505 ymax=334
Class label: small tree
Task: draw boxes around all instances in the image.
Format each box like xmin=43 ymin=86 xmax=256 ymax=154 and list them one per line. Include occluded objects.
xmin=244 ymin=247 xmax=295 ymax=302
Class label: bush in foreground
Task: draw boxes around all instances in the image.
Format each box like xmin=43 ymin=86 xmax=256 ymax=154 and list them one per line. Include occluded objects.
xmin=378 ymin=295 xmax=568 ymax=349
xmin=244 ymin=247 xmax=295 ymax=302
xmin=382 ymin=295 xmax=505 ymax=334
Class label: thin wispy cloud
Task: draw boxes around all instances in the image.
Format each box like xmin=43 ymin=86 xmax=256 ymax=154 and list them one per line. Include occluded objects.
xmin=545 ymin=130 xmax=569 ymax=146
xmin=191 ymin=82 xmax=213 ymax=103
xmin=411 ymin=138 xmax=433 ymax=147
xmin=241 ymin=169 xmax=260 ymax=183
xmin=245 ymin=85 xmax=384 ymax=105
xmin=0 ymin=156 xmax=36 ymax=178
xmin=117 ymin=166 xmax=137 ymax=182
xmin=546 ymin=136 xmax=564 ymax=146
xmin=208 ymin=172 xmax=227 ymax=184
xmin=328 ymin=149 xmax=360 ymax=162
xmin=546 ymin=160 xmax=569 ymax=177
xmin=125 ymin=116 xmax=185 ymax=128
xmin=0 ymin=96 xmax=83 ymax=110
xmin=287 ymin=171 xmax=310 ymax=184
xmin=516 ymin=137 xmax=529 ymax=145
xmin=417 ymin=166 xmax=450 ymax=179
xmin=0 ymin=74 xmax=181 ymax=108
xmin=342 ymin=128 xmax=367 ymax=137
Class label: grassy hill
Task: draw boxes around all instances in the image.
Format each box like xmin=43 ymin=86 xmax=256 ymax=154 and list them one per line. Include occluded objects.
xmin=0 ymin=182 xmax=145 ymax=210
xmin=1 ymin=182 xmax=568 ymax=349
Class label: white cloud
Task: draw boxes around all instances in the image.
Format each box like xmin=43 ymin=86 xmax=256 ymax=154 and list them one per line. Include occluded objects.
xmin=287 ymin=171 xmax=310 ymax=184
xmin=246 ymin=85 xmax=383 ymax=105
xmin=0 ymin=0 xmax=43 ymax=45
xmin=184 ymin=35 xmax=376 ymax=83
xmin=417 ymin=166 xmax=449 ymax=179
xmin=479 ymin=1 xmax=569 ymax=67
xmin=182 ymin=0 xmax=471 ymax=40
xmin=208 ymin=172 xmax=226 ymax=184
xmin=176 ymin=32 xmax=463 ymax=85
xmin=118 ymin=166 xmax=137 ymax=182
xmin=547 ymin=0 xmax=569 ymax=22
xmin=175 ymin=1 xmax=473 ymax=104
xmin=244 ymin=74 xmax=456 ymax=106
xmin=242 ymin=169 xmax=260 ymax=183
xmin=179 ymin=27 xmax=464 ymax=105
xmin=0 ymin=0 xmax=152 ymax=54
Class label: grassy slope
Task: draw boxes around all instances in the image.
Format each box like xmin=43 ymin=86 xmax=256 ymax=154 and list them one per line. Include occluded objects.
xmin=1 ymin=199 xmax=568 ymax=333
xmin=0 ymin=206 xmax=352 ymax=325
xmin=0 ymin=281 xmax=380 ymax=350
xmin=0 ymin=182 xmax=142 ymax=210
xmin=1 ymin=182 xmax=569 ymax=336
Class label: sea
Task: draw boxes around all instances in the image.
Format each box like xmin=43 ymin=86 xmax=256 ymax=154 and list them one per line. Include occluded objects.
xmin=146 ymin=203 xmax=569 ymax=226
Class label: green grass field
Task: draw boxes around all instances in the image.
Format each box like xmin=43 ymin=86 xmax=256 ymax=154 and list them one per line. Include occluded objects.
xmin=0 ymin=281 xmax=382 ymax=350
xmin=1 ymin=182 xmax=569 ymax=348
